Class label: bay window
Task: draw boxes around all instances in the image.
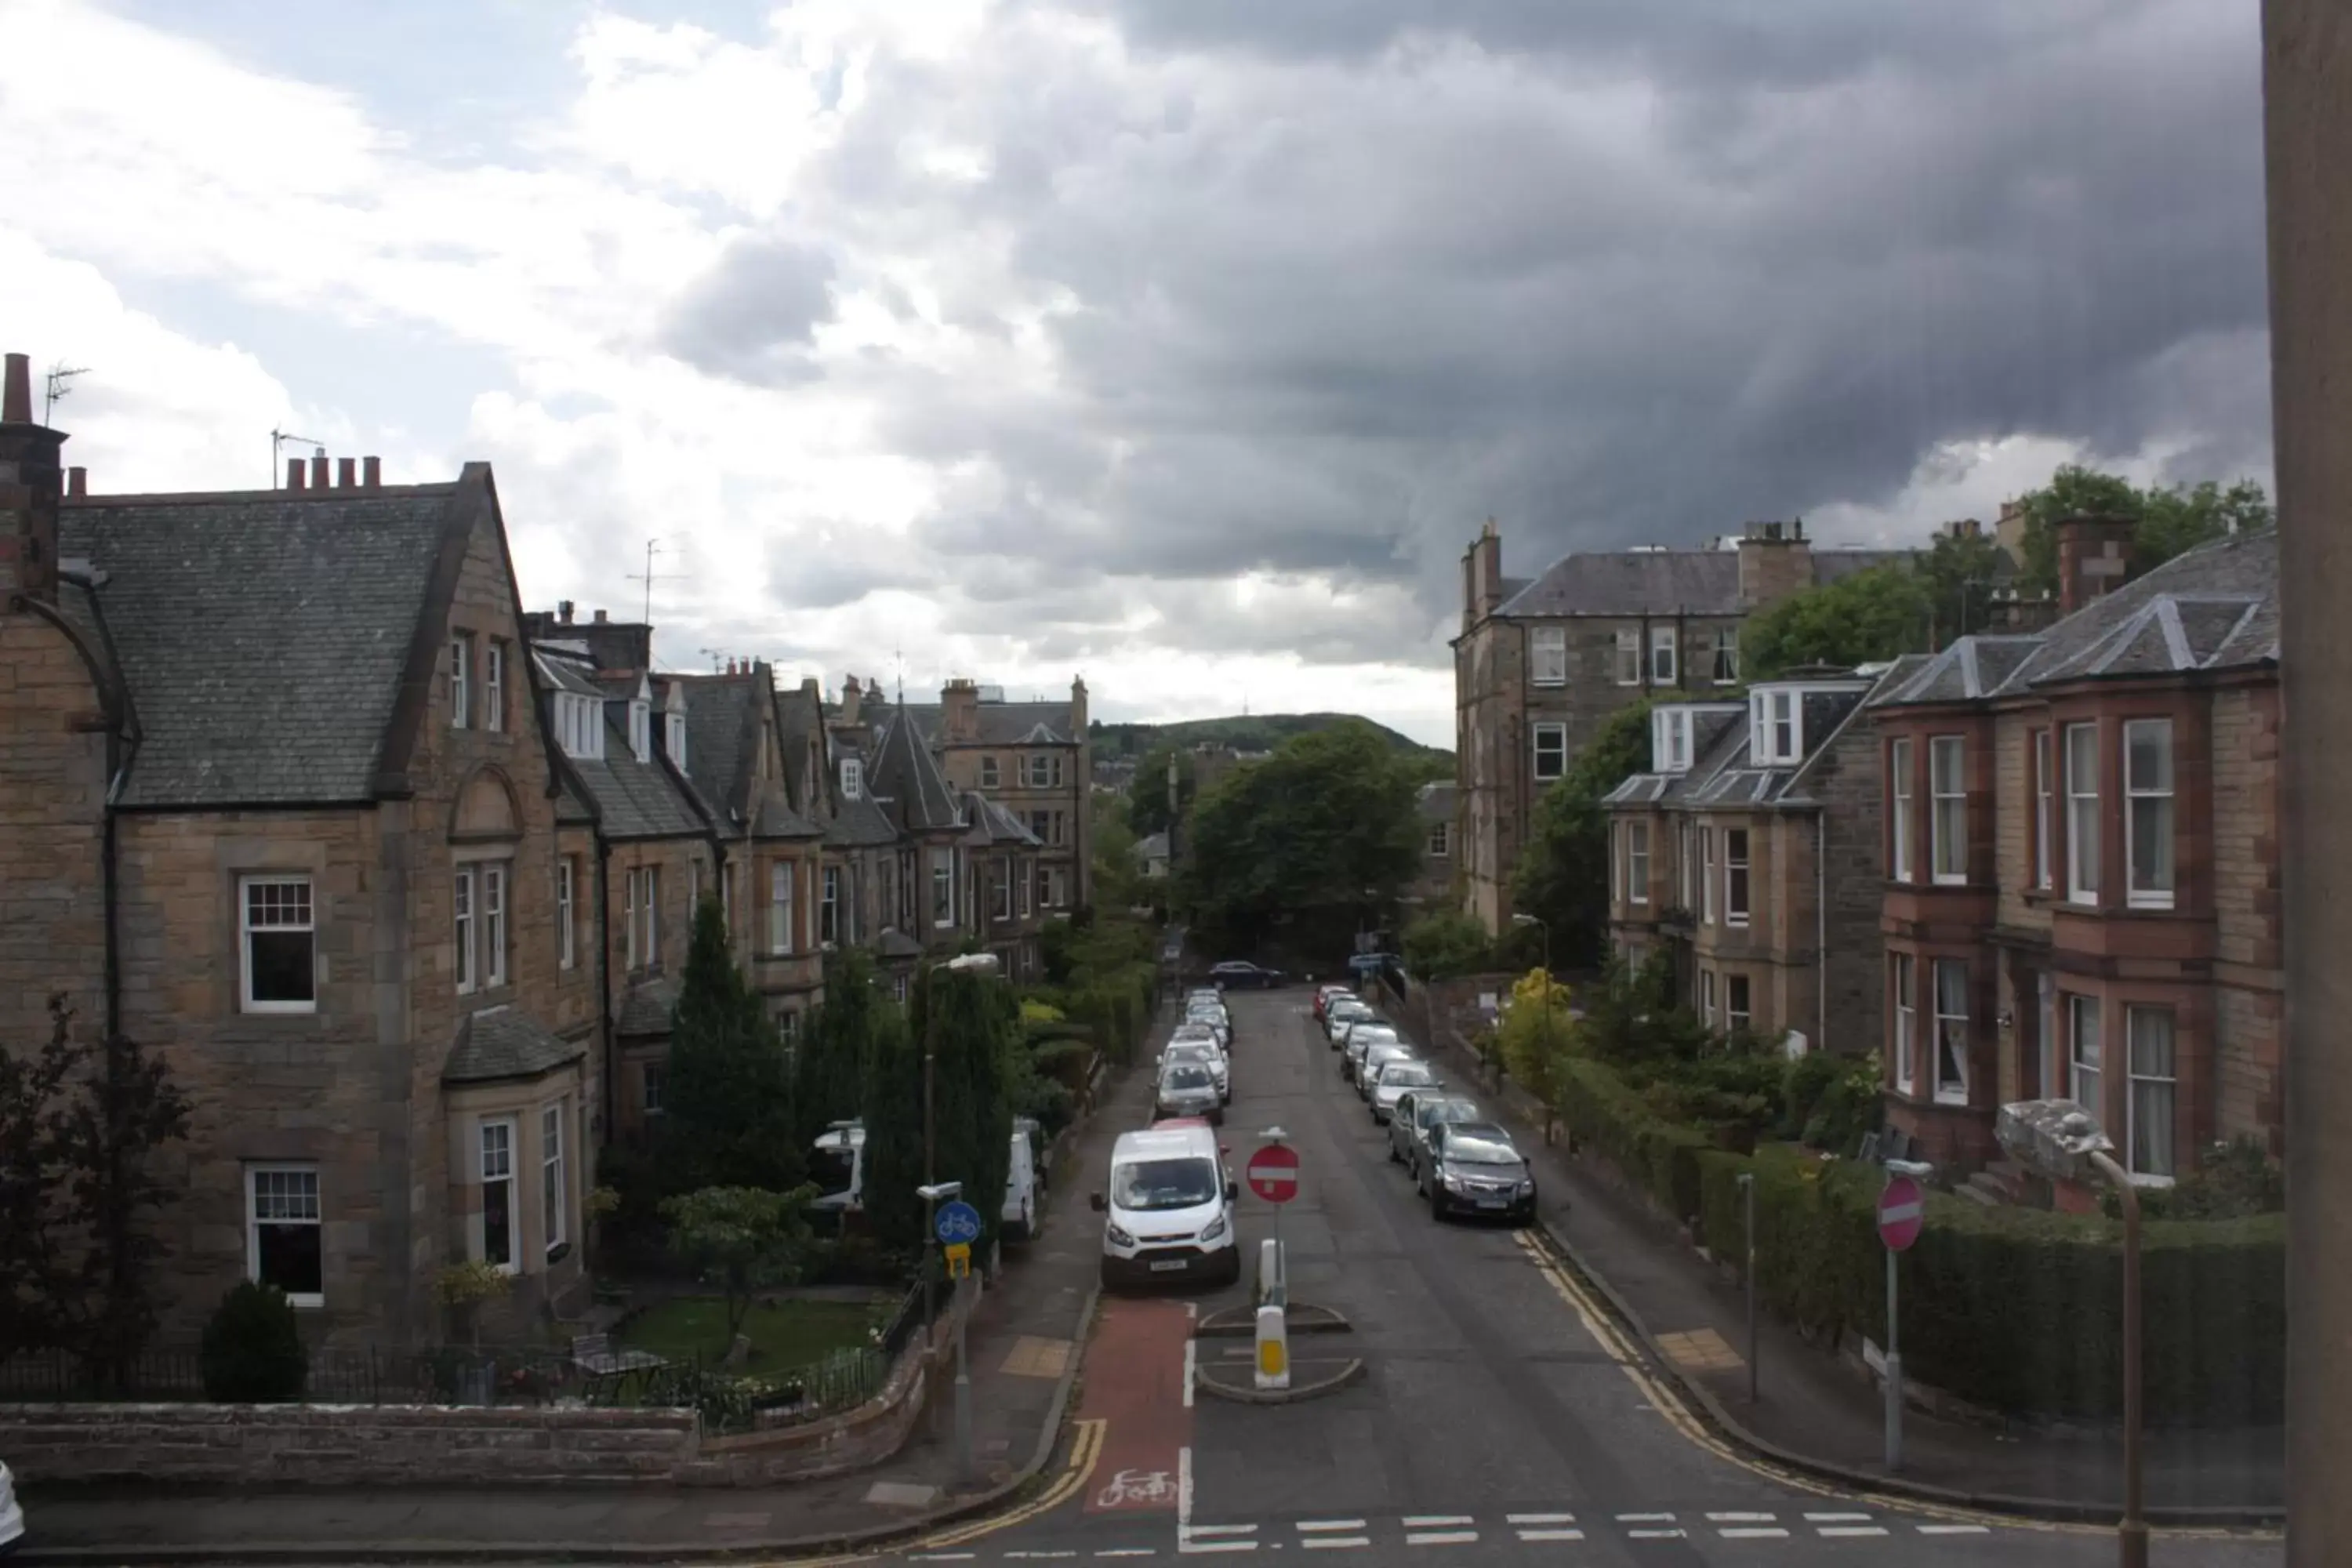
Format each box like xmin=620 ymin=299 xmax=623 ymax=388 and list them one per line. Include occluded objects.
xmin=2033 ymin=730 xmax=2053 ymax=890
xmin=1929 ymin=736 xmax=1965 ymax=883
xmin=1725 ymin=829 xmax=1750 ymax=927
xmin=2070 ymin=995 xmax=2103 ymax=1116
xmin=2126 ymin=1007 xmax=2176 ymax=1179
xmin=2066 ymin=723 xmax=2100 ymax=903
xmin=1892 ymin=953 xmax=1916 ymax=1094
xmin=1889 ymin=738 xmax=1915 ymax=883
xmin=1932 ymin=958 xmax=1969 ymax=1105
xmin=1700 ymin=827 xmax=1715 ymax=923
xmin=770 ymin=862 xmax=795 ymax=953
xmin=2125 ymin=719 xmax=2175 ymax=909
xmin=480 ymin=1119 xmax=516 ymax=1272
xmin=541 ymin=1102 xmax=568 ymax=1258
xmin=1628 ymin=822 xmax=1651 ymax=905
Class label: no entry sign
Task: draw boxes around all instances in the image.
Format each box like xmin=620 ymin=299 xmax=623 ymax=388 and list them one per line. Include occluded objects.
xmin=1246 ymin=1142 xmax=1300 ymax=1204
xmin=1878 ymin=1174 xmax=1925 ymax=1253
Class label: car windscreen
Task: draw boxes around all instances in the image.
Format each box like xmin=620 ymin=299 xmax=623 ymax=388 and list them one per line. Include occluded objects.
xmin=1112 ymin=1156 xmax=1222 ymax=1211
xmin=1162 ymin=1065 xmax=1214 ymax=1091
xmin=1166 ymin=1044 xmax=1217 ymax=1065
xmin=1379 ymin=1062 xmax=1436 ymax=1087
xmin=809 ymin=1146 xmax=856 ymax=1192
xmin=1421 ymin=1098 xmax=1478 ymax=1127
xmin=1441 ymin=1132 xmax=1523 ymax=1165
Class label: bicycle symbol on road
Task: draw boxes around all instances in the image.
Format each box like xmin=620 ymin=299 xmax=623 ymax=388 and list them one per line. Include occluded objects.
xmin=1094 ymin=1468 xmax=1177 ymax=1509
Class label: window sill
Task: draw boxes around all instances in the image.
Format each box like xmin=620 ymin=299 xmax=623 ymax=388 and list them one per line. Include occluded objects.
xmin=2125 ymin=1171 xmax=2176 ymax=1190
xmin=2126 ymin=895 xmax=2177 ymax=913
xmin=1933 ymin=1088 xmax=1971 ymax=1108
xmin=241 ymin=1000 xmax=320 ymax=1017
xmin=1931 ymin=876 xmax=1969 ymax=888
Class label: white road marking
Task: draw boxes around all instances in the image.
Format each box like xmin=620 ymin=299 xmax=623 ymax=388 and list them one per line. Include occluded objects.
xmin=1720 ymin=1527 xmax=1790 ymax=1539
xmin=1095 ymin=1552 xmax=1158 ymax=1559
xmin=1175 ymin=1545 xmax=1257 ymax=1557
xmin=1294 ymin=1521 xmax=1367 ymax=1532
xmin=1403 ymin=1531 xmax=1478 ymax=1546
xmin=1185 ymin=1526 xmax=1258 ymax=1537
xmin=1177 ymin=1446 xmax=1192 ymax=1536
xmin=1819 ymin=1526 xmax=1892 ymax=1537
xmin=908 ymin=1556 xmax=975 ymax=1563
xmin=1708 ymin=1512 xmax=1777 ymax=1522
xmin=1628 ymin=1529 xmax=1686 ymax=1540
xmin=1299 ymin=1539 xmax=1370 ymax=1552
xmin=1183 ymin=1338 xmax=1196 ymax=1409
xmin=1617 ymin=1512 xmax=1677 ymax=1522
xmin=1006 ymin=1554 xmax=1079 ymax=1560
xmin=1918 ymin=1523 xmax=1993 ymax=1535
xmin=1400 ymin=1515 xmax=1473 ymax=1527
xmin=1505 ymin=1512 xmax=1577 ymax=1524
xmin=1515 ymin=1530 xmax=1585 ymax=1543
xmin=1805 ymin=1512 xmax=1873 ymax=1522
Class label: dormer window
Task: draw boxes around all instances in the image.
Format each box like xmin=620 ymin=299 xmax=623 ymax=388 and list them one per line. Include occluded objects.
xmin=841 ymin=757 xmax=863 ymax=800
xmin=666 ymin=712 xmax=687 ymax=775
xmin=554 ymin=692 xmax=604 ymax=761
xmin=1748 ymin=689 xmax=1802 ymax=766
xmin=630 ymin=700 xmax=651 ymax=763
xmin=1653 ymin=710 xmax=1694 ymax=774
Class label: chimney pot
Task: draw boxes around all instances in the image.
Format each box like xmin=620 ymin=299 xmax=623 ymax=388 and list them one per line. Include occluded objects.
xmin=336 ymin=456 xmax=357 ymax=488
xmin=309 ymin=452 xmax=328 ymax=489
xmin=362 ymin=455 xmax=381 ymax=488
xmin=593 ymin=608 xmax=608 ymax=623
xmin=2 ymin=353 xmax=29 ymax=423
xmin=66 ymin=466 xmax=86 ymax=497
xmin=286 ymin=459 xmax=307 ymax=492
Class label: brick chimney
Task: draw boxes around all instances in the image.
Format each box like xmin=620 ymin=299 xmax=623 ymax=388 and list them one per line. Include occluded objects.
xmin=2056 ymin=514 xmax=2136 ymax=615
xmin=839 ymin=674 xmax=862 ymax=725
xmin=362 ymin=455 xmax=382 ymax=488
xmin=942 ymin=677 xmax=981 ymax=742
xmin=1995 ymin=498 xmax=2031 ymax=564
xmin=309 ymin=452 xmax=328 ymax=489
xmin=1737 ymin=519 xmax=1813 ymax=608
xmin=1461 ymin=519 xmax=1504 ymax=630
xmin=0 ymin=351 xmax=67 ymax=604
xmin=336 ymin=456 xmax=357 ymax=488
xmin=285 ymin=457 xmax=307 ymax=491
xmin=1071 ymin=674 xmax=1088 ymax=731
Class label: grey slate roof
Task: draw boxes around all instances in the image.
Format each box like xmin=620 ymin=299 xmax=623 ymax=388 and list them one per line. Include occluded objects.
xmin=60 ymin=485 xmax=466 ymax=807
xmin=615 ymin=976 xmax=681 ymax=1038
xmin=445 ymin=1006 xmax=587 ymax=1084
xmin=676 ymin=669 xmax=818 ymax=838
xmin=962 ymin=792 xmax=1044 ymax=847
xmin=871 ymin=710 xmax=964 ymax=833
xmin=1495 ymin=546 xmax=1911 ymax=619
xmin=1417 ymin=781 xmax=1457 ymax=822
xmin=876 ymin=928 xmax=925 ymax=959
xmin=1606 ymin=672 xmax=1895 ymax=811
xmin=887 ymin=698 xmax=1080 ymax=747
xmin=775 ymin=684 xmax=828 ymax=820
xmin=1873 ymin=530 xmax=2278 ymax=710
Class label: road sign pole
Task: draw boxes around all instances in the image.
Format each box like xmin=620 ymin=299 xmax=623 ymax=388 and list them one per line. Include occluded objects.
xmin=1740 ymin=1171 xmax=1758 ymax=1406
xmin=953 ymin=1276 xmax=974 ymax=1482
xmin=1884 ymin=1243 xmax=1902 ymax=1472
xmin=1875 ymin=1169 xmax=1924 ymax=1475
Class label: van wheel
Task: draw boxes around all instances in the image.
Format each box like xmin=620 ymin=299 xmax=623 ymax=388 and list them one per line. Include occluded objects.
xmin=1387 ymin=1142 xmax=1400 ymax=1164
xmin=1010 ymin=1200 xmax=1034 ymax=1242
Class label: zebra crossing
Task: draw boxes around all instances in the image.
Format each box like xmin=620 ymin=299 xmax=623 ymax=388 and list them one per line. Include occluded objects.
xmin=1158 ymin=1505 xmax=1994 ymax=1552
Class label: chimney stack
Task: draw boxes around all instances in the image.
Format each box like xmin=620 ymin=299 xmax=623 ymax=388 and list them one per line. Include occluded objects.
xmin=942 ymin=677 xmax=982 ymax=742
xmin=593 ymin=608 xmax=608 ymax=624
xmin=0 ymin=350 xmax=67 ymax=604
xmin=336 ymin=456 xmax=357 ymax=488
xmin=1737 ymin=518 xmax=1815 ymax=608
xmin=309 ymin=452 xmax=328 ymax=489
xmin=362 ymin=456 xmax=381 ymax=488
xmin=1461 ymin=519 xmax=1505 ymax=631
xmin=286 ymin=458 xmax=307 ymax=491
xmin=839 ymin=674 xmax=862 ymax=724
xmin=66 ymin=466 xmax=86 ymax=498
xmin=2055 ymin=514 xmax=2137 ymax=616
xmin=557 ymin=599 xmax=574 ymax=624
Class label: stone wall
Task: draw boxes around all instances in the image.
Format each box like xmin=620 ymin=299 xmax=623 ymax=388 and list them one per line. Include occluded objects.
xmin=0 ymin=607 xmax=111 ymax=1047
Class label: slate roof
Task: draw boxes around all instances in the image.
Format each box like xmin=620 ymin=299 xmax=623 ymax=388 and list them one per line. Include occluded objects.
xmin=870 ymin=710 xmax=964 ymax=833
xmin=445 ymin=1006 xmax=587 ymax=1084
xmin=887 ymin=698 xmax=1081 ymax=747
xmin=60 ymin=484 xmax=468 ymax=807
xmin=675 ymin=668 xmax=819 ymax=838
xmin=1417 ymin=781 xmax=1457 ymax=822
xmin=875 ymin=928 xmax=925 ymax=959
xmin=775 ymin=683 xmax=829 ymax=821
xmin=1873 ymin=530 xmax=2278 ymax=710
xmin=615 ymin=976 xmax=681 ymax=1038
xmin=1605 ymin=671 xmax=1897 ymax=812
xmin=962 ymin=792 xmax=1044 ymax=847
xmin=1495 ymin=546 xmax=1912 ymax=619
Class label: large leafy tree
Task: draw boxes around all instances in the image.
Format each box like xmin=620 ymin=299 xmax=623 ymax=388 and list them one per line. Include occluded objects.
xmin=1510 ymin=699 xmax=1657 ymax=971
xmin=1743 ymin=564 xmax=1932 ymax=677
xmin=1178 ymin=720 xmax=1421 ymax=959
xmin=1918 ymin=526 xmax=2009 ymax=645
xmin=1402 ymin=909 xmax=1494 ymax=982
xmin=0 ymin=994 xmax=191 ymax=1374
xmin=662 ymin=898 xmax=802 ymax=1196
xmin=793 ymin=946 xmax=885 ymax=1148
xmin=2013 ymin=465 xmax=2272 ymax=596
xmin=1127 ymin=745 xmax=1199 ymax=839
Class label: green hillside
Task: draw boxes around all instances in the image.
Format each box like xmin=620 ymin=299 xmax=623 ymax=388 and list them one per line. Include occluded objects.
xmin=1091 ymin=713 xmax=1448 ymax=765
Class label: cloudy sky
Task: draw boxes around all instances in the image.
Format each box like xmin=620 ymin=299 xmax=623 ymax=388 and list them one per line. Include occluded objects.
xmin=0 ymin=0 xmax=2269 ymax=746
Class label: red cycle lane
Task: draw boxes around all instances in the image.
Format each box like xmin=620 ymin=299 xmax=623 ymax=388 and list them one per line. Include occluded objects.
xmin=1076 ymin=1295 xmax=1196 ymax=1516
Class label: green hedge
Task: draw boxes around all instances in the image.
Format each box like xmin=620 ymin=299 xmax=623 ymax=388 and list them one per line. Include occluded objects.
xmin=1571 ymin=1058 xmax=2282 ymax=1425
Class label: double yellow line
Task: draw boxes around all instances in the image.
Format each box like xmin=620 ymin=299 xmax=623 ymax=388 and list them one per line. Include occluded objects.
xmin=776 ymin=1418 xmax=1108 ymax=1566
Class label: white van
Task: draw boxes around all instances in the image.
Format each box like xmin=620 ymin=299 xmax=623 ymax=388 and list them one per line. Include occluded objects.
xmin=1091 ymin=1123 xmax=1241 ymax=1288
xmin=811 ymin=1119 xmax=1041 ymax=1242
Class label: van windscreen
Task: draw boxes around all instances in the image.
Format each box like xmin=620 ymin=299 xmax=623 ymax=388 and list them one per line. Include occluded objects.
xmin=1112 ymin=1156 xmax=1221 ymax=1211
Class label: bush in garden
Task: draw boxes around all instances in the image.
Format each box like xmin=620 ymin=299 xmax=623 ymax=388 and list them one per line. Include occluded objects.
xmin=199 ymin=1281 xmax=307 ymax=1403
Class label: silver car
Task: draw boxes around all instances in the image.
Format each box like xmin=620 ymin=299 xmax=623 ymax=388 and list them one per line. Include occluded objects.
xmin=1341 ymin=1022 xmax=1399 ymax=1083
xmin=1324 ymin=1003 xmax=1375 ymax=1049
xmin=1388 ymin=1089 xmax=1482 ymax=1178
xmin=1154 ymin=1062 xmax=1223 ymax=1125
xmin=1368 ymin=1058 xmax=1440 ymax=1124
xmin=1356 ymin=1040 xmax=1417 ymax=1102
xmin=1160 ymin=1038 xmax=1230 ymax=1102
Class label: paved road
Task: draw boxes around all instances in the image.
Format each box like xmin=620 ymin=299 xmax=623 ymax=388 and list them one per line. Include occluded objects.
xmin=866 ymin=990 xmax=2281 ymax=1567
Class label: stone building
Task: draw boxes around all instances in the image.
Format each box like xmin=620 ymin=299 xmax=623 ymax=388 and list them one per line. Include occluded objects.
xmin=2 ymin=352 xmax=599 ymax=1347
xmin=1410 ymin=781 xmax=1458 ymax=912
xmin=1454 ymin=517 xmax=1911 ymax=934
xmin=1602 ymin=665 xmax=1915 ymax=1059
xmin=1869 ymin=521 xmax=2283 ymax=1184
xmin=882 ymin=677 xmax=1094 ymax=916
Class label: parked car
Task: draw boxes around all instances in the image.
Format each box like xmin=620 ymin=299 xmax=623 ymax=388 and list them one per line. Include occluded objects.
xmin=0 ymin=1458 xmax=22 ymax=1556
xmin=1183 ymin=1004 xmax=1232 ymax=1047
xmin=1208 ymin=960 xmax=1284 ymax=989
xmin=1341 ymin=1022 xmax=1400 ymax=1082
xmin=1422 ymin=1122 xmax=1537 ymax=1223
xmin=1172 ymin=1017 xmax=1229 ymax=1059
xmin=1004 ymin=1116 xmax=1043 ymax=1241
xmin=1094 ymin=1123 xmax=1241 ymax=1287
xmin=1154 ymin=1062 xmax=1224 ymax=1124
xmin=1312 ymin=983 xmax=1354 ymax=1022
xmin=1160 ymin=1037 xmax=1231 ymax=1102
xmin=1369 ymin=1058 xmax=1440 ymax=1124
xmin=1391 ymin=1091 xmax=1483 ymax=1181
xmin=809 ymin=1119 xmax=1045 ymax=1239
xmin=1356 ymin=1040 xmax=1418 ymax=1102
xmin=1325 ymin=1002 xmax=1376 ymax=1049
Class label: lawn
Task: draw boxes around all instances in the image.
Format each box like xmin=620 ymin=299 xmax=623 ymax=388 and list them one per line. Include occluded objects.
xmin=619 ymin=1296 xmax=897 ymax=1370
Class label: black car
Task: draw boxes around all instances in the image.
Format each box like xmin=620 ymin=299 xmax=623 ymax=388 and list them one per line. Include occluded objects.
xmin=1423 ymin=1122 xmax=1537 ymax=1224
xmin=1207 ymin=960 xmax=1284 ymax=989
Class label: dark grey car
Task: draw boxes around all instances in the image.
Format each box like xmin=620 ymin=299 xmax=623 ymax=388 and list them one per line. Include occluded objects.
xmin=1390 ymin=1091 xmax=1481 ymax=1181
xmin=1421 ymin=1122 xmax=1537 ymax=1223
xmin=1154 ymin=1063 xmax=1223 ymax=1126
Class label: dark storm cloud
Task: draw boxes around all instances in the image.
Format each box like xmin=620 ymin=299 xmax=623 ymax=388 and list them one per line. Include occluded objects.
xmin=659 ymin=234 xmax=836 ymax=387
xmin=736 ymin=0 xmax=2268 ymax=659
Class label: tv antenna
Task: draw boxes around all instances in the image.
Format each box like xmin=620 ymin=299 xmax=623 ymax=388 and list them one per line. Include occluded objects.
xmin=271 ymin=427 xmax=325 ymax=488
xmin=44 ymin=363 xmax=89 ymax=425
xmin=699 ymin=648 xmax=728 ymax=671
xmin=626 ymin=538 xmax=682 ymax=625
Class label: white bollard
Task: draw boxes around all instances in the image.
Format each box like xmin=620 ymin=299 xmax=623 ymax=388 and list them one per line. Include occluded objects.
xmin=1255 ymin=1237 xmax=1286 ymax=1308
xmin=1254 ymin=1301 xmax=1290 ymax=1392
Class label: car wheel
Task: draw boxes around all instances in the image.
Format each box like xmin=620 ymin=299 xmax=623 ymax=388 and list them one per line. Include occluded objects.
xmin=1387 ymin=1140 xmax=1400 ymax=1164
xmin=1430 ymin=1187 xmax=1447 ymax=1221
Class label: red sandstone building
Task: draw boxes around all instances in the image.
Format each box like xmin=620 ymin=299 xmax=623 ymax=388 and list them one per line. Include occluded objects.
xmin=1871 ymin=520 xmax=2282 ymax=1189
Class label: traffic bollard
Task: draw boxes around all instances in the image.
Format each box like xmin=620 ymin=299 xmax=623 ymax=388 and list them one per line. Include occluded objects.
xmin=1254 ymin=1302 xmax=1290 ymax=1392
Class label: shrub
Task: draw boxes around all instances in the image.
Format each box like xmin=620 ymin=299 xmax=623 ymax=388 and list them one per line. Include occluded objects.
xmin=2100 ymin=1135 xmax=2283 ymax=1221
xmin=199 ymin=1281 xmax=307 ymax=1403
xmin=1402 ymin=910 xmax=1493 ymax=982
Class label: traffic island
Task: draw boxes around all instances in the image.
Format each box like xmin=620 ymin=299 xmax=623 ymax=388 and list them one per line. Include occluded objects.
xmin=1194 ymin=1301 xmax=1352 ymax=1338
xmin=1193 ymin=1351 xmax=1366 ymax=1405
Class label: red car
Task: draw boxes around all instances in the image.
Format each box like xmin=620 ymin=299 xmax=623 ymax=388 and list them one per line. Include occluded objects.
xmin=1312 ymin=982 xmax=1354 ymax=1022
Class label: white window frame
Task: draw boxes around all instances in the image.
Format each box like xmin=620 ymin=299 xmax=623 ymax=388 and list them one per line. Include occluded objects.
xmin=1725 ymin=827 xmax=1750 ymax=927
xmin=1530 ymin=625 xmax=1568 ymax=687
xmin=2126 ymin=1006 xmax=2177 ymax=1181
xmin=484 ymin=641 xmax=505 ymax=733
xmin=449 ymin=633 xmax=470 ymax=728
xmin=483 ymin=862 xmax=507 ymax=989
xmin=1726 ymin=973 xmax=1751 ymax=1033
xmin=1700 ymin=826 xmax=1716 ymax=923
xmin=2125 ymin=718 xmax=2176 ymax=911
xmin=245 ymin=1163 xmax=324 ymax=1308
xmin=1771 ymin=690 xmax=1797 ymax=760
xmin=622 ymin=868 xmax=639 ymax=969
xmin=238 ymin=875 xmax=318 ymax=1014
xmin=842 ymin=757 xmax=863 ymax=799
xmin=1628 ymin=821 xmax=1651 ymax=906
xmin=1649 ymin=624 xmax=1677 ymax=685
xmin=2066 ymin=722 xmax=2101 ymax=905
xmin=455 ymin=866 xmax=477 ymax=995
xmin=992 ymin=858 xmax=1013 ymax=923
xmin=1700 ymin=968 xmax=1717 ymax=1027
xmin=1676 ymin=820 xmax=1693 ymax=909
xmin=479 ymin=1118 xmax=517 ymax=1273
xmin=557 ymin=858 xmax=576 ymax=971
xmin=2034 ymin=729 xmax=2053 ymax=891
xmin=629 ymin=700 xmax=651 ymax=764
xmin=2070 ymin=994 xmax=2103 ymax=1119
xmin=822 ymin=865 xmax=841 ymax=946
xmin=1018 ymin=862 xmax=1035 ymax=918
xmin=1892 ymin=953 xmax=1917 ymax=1094
xmin=1711 ymin=626 xmax=1739 ymax=684
xmin=1532 ymin=722 xmax=1567 ymax=782
xmin=666 ymin=710 xmax=687 ymax=772
xmin=933 ymin=855 xmax=956 ymax=927
xmin=1427 ymin=822 xmax=1450 ymax=857
xmin=769 ymin=862 xmax=794 ymax=954
xmin=1889 ymin=738 xmax=1915 ymax=884
xmin=641 ymin=866 xmax=659 ymax=967
xmin=541 ymin=1102 xmax=568 ymax=1257
xmin=980 ymin=756 xmax=1000 ymax=789
xmin=1932 ymin=957 xmax=1969 ymax=1105
xmin=1929 ymin=735 xmax=1967 ymax=884
xmin=1613 ymin=628 xmax=1641 ymax=686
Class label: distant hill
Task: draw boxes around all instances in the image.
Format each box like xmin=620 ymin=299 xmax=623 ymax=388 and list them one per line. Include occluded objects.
xmin=1091 ymin=713 xmax=1450 ymax=766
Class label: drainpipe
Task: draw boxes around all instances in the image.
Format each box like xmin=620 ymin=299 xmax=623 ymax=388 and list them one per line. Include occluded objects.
xmin=1817 ymin=811 xmax=1829 ymax=1056
xmin=103 ymin=768 xmax=124 ymax=1043
xmin=596 ymin=835 xmax=615 ymax=1139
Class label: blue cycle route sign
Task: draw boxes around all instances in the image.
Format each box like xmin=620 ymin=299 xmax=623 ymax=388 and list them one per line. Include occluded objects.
xmin=935 ymin=1200 xmax=984 ymax=1245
